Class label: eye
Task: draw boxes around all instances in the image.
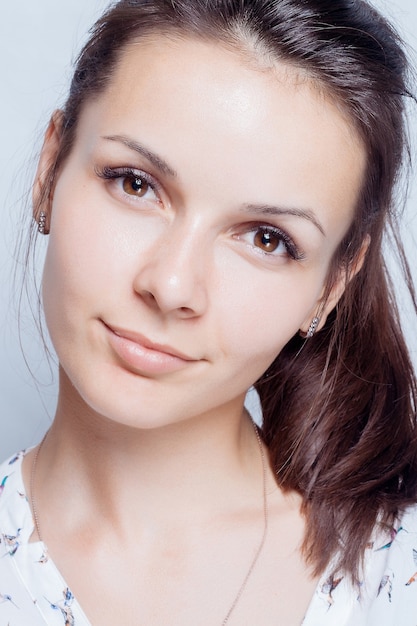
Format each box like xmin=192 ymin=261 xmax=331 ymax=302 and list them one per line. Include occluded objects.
xmin=122 ymin=174 xmax=151 ymax=197
xmin=253 ymin=229 xmax=284 ymax=253
xmin=96 ymin=166 xmax=161 ymax=204
xmin=238 ymin=225 xmax=304 ymax=261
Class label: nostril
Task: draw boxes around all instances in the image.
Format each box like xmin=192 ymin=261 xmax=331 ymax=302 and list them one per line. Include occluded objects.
xmin=141 ymin=290 xmax=157 ymax=306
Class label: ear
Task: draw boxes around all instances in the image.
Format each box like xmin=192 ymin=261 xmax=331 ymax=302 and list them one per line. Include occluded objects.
xmin=33 ymin=110 xmax=64 ymax=228
xmin=299 ymin=236 xmax=370 ymax=336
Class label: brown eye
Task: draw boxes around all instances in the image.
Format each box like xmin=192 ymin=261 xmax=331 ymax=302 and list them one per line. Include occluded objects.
xmin=254 ymin=230 xmax=282 ymax=253
xmin=122 ymin=175 xmax=149 ymax=197
xmin=236 ymin=226 xmax=302 ymax=261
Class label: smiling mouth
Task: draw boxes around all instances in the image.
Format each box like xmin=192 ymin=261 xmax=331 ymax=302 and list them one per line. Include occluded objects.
xmin=103 ymin=322 xmax=197 ymax=375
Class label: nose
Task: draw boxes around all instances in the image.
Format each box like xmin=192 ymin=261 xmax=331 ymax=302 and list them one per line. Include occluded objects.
xmin=133 ymin=221 xmax=209 ymax=318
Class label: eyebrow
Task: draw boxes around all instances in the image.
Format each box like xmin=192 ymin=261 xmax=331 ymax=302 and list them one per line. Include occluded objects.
xmin=102 ymin=134 xmax=177 ymax=178
xmin=242 ymin=203 xmax=326 ymax=236
xmin=102 ymin=135 xmax=325 ymax=235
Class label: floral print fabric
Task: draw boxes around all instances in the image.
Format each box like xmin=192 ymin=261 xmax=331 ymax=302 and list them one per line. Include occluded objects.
xmin=303 ymin=511 xmax=417 ymax=625
xmin=0 ymin=452 xmax=89 ymax=626
xmin=1 ymin=452 xmax=417 ymax=625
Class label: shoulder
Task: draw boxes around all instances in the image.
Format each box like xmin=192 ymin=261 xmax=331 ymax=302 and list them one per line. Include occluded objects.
xmin=0 ymin=451 xmax=26 ymax=501
xmin=358 ymin=504 xmax=417 ymax=625
xmin=371 ymin=504 xmax=417 ymax=564
xmin=0 ymin=451 xmax=33 ymax=541
xmin=397 ymin=503 xmax=417 ymax=533
xmin=304 ymin=505 xmax=417 ymax=626
xmin=0 ymin=450 xmax=28 ymax=499
xmin=0 ymin=453 xmax=56 ymax=624
xmin=384 ymin=504 xmax=417 ymax=570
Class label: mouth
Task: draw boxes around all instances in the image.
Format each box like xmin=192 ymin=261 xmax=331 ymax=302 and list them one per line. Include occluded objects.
xmin=102 ymin=321 xmax=197 ymax=375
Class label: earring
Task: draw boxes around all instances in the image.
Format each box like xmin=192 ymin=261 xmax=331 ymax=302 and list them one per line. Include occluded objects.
xmin=38 ymin=212 xmax=47 ymax=235
xmin=306 ymin=316 xmax=320 ymax=338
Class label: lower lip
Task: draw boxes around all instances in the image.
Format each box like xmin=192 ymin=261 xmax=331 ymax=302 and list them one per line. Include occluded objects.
xmin=105 ymin=326 xmax=194 ymax=375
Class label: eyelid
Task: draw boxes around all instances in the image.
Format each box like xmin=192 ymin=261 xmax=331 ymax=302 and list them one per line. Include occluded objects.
xmin=95 ymin=165 xmax=163 ymax=201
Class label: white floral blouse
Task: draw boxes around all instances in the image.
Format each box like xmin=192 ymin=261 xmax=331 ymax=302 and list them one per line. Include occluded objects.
xmin=1 ymin=451 xmax=417 ymax=625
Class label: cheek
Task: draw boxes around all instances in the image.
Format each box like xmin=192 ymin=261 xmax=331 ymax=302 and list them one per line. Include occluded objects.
xmin=41 ymin=203 xmax=113 ymax=345
xmin=43 ymin=174 xmax=123 ymax=307
xmin=42 ymin=234 xmax=89 ymax=350
xmin=215 ymin=262 xmax=323 ymax=375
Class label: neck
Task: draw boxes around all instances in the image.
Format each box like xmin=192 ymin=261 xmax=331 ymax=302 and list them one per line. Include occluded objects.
xmin=30 ymin=382 xmax=264 ymax=537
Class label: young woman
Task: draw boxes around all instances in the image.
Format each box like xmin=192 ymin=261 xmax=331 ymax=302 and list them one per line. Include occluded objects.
xmin=1 ymin=0 xmax=416 ymax=624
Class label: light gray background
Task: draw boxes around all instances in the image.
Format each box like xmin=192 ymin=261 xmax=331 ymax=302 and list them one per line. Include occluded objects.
xmin=0 ymin=0 xmax=416 ymax=460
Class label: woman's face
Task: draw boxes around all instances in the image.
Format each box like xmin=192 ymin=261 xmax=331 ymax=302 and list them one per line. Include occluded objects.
xmin=39 ymin=37 xmax=365 ymax=429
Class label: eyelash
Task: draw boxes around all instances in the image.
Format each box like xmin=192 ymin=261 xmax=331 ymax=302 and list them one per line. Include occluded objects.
xmin=95 ymin=166 xmax=304 ymax=261
xmin=95 ymin=165 xmax=161 ymax=201
xmin=245 ymin=224 xmax=305 ymax=261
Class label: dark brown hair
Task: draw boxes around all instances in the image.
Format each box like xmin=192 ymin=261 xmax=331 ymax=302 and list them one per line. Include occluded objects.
xmin=36 ymin=0 xmax=417 ymax=579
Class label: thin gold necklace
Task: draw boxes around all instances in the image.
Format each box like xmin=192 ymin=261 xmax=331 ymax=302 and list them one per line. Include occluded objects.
xmin=30 ymin=421 xmax=269 ymax=625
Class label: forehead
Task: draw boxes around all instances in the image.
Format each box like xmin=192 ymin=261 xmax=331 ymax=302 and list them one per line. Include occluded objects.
xmin=74 ymin=36 xmax=365 ymax=237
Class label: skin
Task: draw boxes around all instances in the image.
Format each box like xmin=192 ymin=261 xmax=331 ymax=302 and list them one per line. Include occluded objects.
xmin=25 ymin=37 xmax=366 ymax=624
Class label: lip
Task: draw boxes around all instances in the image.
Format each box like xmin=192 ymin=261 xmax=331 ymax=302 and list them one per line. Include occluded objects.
xmin=103 ymin=322 xmax=197 ymax=375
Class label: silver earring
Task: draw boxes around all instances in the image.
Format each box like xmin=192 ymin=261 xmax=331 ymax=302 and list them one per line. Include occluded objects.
xmin=38 ymin=212 xmax=47 ymax=235
xmin=306 ymin=316 xmax=320 ymax=338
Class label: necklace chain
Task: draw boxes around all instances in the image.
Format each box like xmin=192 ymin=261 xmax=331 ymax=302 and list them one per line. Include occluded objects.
xmin=30 ymin=420 xmax=269 ymax=625
xmin=30 ymin=431 xmax=48 ymax=543
xmin=221 ymin=421 xmax=269 ymax=625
